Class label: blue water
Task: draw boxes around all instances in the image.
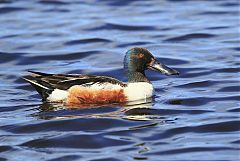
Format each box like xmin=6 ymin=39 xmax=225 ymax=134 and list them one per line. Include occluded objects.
xmin=0 ymin=0 xmax=239 ymax=160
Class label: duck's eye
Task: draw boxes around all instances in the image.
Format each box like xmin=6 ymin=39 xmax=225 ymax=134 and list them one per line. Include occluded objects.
xmin=138 ymin=53 xmax=144 ymax=58
xmin=131 ymin=53 xmax=145 ymax=59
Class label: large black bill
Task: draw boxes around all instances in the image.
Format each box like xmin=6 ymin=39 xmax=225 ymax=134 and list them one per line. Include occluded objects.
xmin=148 ymin=60 xmax=179 ymax=75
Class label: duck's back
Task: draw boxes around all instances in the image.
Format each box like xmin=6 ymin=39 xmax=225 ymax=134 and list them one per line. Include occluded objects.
xmin=24 ymin=71 xmax=128 ymax=105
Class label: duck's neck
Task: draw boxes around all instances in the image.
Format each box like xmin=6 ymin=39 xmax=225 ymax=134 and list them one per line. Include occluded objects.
xmin=127 ymin=71 xmax=150 ymax=83
xmin=124 ymin=55 xmax=150 ymax=83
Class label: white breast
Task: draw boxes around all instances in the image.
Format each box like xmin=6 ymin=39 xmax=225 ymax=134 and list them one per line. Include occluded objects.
xmin=124 ymin=82 xmax=153 ymax=102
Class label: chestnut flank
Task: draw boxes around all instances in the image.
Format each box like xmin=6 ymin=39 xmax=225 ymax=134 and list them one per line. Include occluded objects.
xmin=66 ymin=85 xmax=127 ymax=105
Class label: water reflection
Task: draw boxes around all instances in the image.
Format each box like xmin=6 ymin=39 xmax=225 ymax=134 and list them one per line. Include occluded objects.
xmin=1 ymin=0 xmax=239 ymax=160
xmin=34 ymin=98 xmax=158 ymax=121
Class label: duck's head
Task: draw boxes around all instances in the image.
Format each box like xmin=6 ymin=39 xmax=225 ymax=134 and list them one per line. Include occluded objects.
xmin=124 ymin=47 xmax=179 ymax=82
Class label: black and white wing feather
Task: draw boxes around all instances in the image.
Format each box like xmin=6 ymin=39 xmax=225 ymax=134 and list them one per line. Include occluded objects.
xmin=23 ymin=71 xmax=126 ymax=100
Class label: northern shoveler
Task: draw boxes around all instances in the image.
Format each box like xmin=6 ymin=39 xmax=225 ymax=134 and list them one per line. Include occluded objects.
xmin=24 ymin=47 xmax=179 ymax=105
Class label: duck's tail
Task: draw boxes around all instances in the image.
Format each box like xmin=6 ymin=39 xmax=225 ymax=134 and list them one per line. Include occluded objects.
xmin=23 ymin=77 xmax=54 ymax=101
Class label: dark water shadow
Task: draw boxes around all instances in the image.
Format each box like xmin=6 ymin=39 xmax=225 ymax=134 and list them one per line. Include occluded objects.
xmin=164 ymin=33 xmax=216 ymax=42
xmin=0 ymin=6 xmax=27 ymax=14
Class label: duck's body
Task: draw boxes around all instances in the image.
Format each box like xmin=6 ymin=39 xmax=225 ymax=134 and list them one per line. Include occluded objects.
xmin=24 ymin=48 xmax=178 ymax=105
xmin=24 ymin=72 xmax=153 ymax=105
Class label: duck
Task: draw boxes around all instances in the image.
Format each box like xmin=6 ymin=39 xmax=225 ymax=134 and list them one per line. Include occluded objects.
xmin=24 ymin=47 xmax=179 ymax=105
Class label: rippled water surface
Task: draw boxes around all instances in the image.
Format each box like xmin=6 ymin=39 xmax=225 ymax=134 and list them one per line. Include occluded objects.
xmin=0 ymin=0 xmax=240 ymax=160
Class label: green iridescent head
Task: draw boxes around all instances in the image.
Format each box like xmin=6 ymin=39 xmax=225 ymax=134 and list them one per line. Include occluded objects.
xmin=124 ymin=47 xmax=179 ymax=82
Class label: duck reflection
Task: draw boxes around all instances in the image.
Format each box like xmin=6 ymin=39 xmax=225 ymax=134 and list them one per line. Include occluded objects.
xmin=34 ymin=98 xmax=160 ymax=121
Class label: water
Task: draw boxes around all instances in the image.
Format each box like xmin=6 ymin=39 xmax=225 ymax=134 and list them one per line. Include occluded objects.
xmin=0 ymin=0 xmax=239 ymax=160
